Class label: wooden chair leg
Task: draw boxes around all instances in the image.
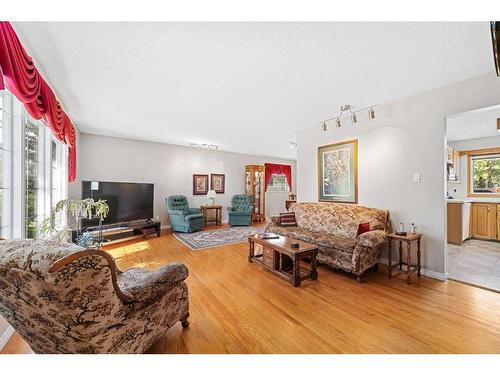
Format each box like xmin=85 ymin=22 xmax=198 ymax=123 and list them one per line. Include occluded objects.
xmin=180 ymin=313 xmax=190 ymax=328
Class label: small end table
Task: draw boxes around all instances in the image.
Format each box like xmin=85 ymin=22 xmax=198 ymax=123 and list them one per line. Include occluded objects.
xmin=200 ymin=205 xmax=222 ymax=226
xmin=387 ymin=232 xmax=422 ymax=284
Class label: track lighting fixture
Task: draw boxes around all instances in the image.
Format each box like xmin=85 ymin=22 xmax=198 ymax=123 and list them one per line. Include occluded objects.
xmin=320 ymin=104 xmax=377 ymax=131
xmin=190 ymin=143 xmax=220 ymax=151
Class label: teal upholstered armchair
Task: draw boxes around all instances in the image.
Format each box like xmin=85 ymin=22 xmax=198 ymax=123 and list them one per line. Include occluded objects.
xmin=166 ymin=195 xmax=204 ymax=233
xmin=228 ymin=195 xmax=254 ymax=226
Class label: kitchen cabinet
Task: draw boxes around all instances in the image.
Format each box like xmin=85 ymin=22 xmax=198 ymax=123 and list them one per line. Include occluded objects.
xmin=497 ymin=204 xmax=500 ymax=240
xmin=447 ymin=201 xmax=471 ymax=244
xmin=471 ymin=203 xmax=497 ymax=240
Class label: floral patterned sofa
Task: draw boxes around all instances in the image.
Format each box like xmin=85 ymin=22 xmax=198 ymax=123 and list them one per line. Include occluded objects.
xmin=0 ymin=239 xmax=189 ymax=353
xmin=266 ymin=202 xmax=390 ymax=281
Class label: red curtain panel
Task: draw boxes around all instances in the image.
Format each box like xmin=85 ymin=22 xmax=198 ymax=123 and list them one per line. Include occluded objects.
xmin=264 ymin=163 xmax=292 ymax=191
xmin=0 ymin=21 xmax=77 ymax=182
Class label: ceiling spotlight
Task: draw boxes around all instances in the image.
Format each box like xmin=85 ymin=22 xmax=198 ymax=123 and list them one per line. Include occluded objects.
xmin=369 ymin=108 xmax=376 ymax=120
xmin=351 ymin=113 xmax=358 ymax=124
xmin=321 ymin=121 xmax=327 ymax=132
xmin=335 ymin=118 xmax=342 ymax=128
xmin=289 ymin=141 xmax=297 ymax=149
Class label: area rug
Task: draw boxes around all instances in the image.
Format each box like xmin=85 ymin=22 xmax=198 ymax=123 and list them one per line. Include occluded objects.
xmin=174 ymin=227 xmax=262 ymax=250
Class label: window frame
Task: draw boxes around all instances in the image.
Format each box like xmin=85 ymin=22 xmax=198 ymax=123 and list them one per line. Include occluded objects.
xmin=467 ymin=148 xmax=500 ymax=198
xmin=0 ymin=90 xmax=14 ymax=239
xmin=0 ymin=89 xmax=69 ymax=239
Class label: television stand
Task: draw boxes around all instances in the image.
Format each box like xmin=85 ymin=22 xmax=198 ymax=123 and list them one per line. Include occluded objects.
xmin=73 ymin=220 xmax=161 ymax=246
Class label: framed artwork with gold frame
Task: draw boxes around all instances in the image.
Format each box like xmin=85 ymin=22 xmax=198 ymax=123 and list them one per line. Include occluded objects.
xmin=318 ymin=139 xmax=358 ymax=203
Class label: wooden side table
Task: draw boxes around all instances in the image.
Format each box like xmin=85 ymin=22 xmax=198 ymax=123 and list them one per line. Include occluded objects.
xmin=387 ymin=232 xmax=422 ymax=284
xmin=200 ymin=205 xmax=222 ymax=226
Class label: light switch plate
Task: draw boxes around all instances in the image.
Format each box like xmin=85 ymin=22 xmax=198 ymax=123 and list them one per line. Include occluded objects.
xmin=412 ymin=172 xmax=421 ymax=183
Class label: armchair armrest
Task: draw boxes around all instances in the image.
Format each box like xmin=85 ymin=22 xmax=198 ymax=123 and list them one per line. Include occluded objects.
xmin=356 ymin=230 xmax=387 ymax=248
xmin=227 ymin=206 xmax=234 ymax=212
xmin=189 ymin=208 xmax=201 ymax=214
xmin=168 ymin=209 xmax=186 ymax=216
xmin=118 ymin=262 xmax=189 ymax=303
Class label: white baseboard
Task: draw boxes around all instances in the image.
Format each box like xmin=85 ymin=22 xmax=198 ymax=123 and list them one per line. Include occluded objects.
xmin=378 ymin=258 xmax=448 ymax=281
xmin=0 ymin=325 xmax=14 ymax=351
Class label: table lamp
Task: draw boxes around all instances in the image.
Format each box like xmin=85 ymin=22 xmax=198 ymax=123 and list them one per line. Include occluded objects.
xmin=207 ymin=190 xmax=216 ymax=206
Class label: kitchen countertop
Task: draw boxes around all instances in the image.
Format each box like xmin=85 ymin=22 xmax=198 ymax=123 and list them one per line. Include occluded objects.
xmin=447 ymin=198 xmax=500 ymax=203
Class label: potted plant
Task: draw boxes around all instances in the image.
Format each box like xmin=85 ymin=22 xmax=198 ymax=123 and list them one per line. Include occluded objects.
xmin=40 ymin=198 xmax=109 ymax=248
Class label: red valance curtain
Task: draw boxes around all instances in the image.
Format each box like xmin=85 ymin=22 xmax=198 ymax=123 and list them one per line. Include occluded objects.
xmin=264 ymin=163 xmax=292 ymax=191
xmin=0 ymin=21 xmax=76 ymax=182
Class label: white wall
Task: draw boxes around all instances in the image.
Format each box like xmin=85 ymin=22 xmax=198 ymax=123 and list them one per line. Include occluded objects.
xmin=447 ymin=136 xmax=500 ymax=198
xmin=70 ymin=134 xmax=296 ymax=225
xmin=297 ymin=72 xmax=500 ymax=276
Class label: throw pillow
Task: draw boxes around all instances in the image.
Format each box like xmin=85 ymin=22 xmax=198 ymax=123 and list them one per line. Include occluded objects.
xmin=279 ymin=212 xmax=297 ymax=227
xmin=357 ymin=222 xmax=371 ymax=237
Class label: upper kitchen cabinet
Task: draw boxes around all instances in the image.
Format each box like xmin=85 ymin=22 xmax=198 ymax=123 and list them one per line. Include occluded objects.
xmin=447 ymin=146 xmax=460 ymax=182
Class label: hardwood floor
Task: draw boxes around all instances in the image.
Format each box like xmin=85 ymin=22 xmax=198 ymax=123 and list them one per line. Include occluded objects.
xmin=3 ymin=224 xmax=500 ymax=354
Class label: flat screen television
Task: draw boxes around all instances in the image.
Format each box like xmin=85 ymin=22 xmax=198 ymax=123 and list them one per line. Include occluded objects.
xmin=81 ymin=181 xmax=154 ymax=227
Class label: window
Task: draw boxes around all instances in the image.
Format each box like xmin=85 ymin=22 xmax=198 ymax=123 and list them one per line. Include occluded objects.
xmin=266 ymin=174 xmax=290 ymax=192
xmin=0 ymin=89 xmax=68 ymax=239
xmin=470 ymin=154 xmax=500 ymax=196
xmin=0 ymin=91 xmax=13 ymax=238
xmin=24 ymin=116 xmax=68 ymax=238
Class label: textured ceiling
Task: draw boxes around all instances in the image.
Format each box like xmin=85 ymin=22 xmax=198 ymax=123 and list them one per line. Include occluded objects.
xmin=13 ymin=22 xmax=495 ymax=159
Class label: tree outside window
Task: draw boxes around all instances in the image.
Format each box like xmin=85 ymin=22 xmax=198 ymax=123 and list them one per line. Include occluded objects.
xmin=472 ymin=155 xmax=500 ymax=194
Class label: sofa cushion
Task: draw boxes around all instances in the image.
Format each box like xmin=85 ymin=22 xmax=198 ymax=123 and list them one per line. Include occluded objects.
xmin=315 ymin=234 xmax=357 ymax=253
xmin=268 ymin=225 xmax=316 ymax=243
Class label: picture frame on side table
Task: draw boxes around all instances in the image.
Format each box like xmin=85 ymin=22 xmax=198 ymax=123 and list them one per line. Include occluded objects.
xmin=211 ymin=173 xmax=225 ymax=194
xmin=193 ymin=174 xmax=209 ymax=195
xmin=318 ymin=139 xmax=358 ymax=203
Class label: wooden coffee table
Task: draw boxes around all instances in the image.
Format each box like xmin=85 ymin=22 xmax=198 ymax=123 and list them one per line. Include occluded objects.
xmin=248 ymin=234 xmax=318 ymax=287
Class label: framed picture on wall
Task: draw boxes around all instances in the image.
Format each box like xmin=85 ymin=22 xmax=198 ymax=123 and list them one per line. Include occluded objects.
xmin=318 ymin=139 xmax=358 ymax=203
xmin=193 ymin=174 xmax=209 ymax=195
xmin=211 ymin=174 xmax=225 ymax=194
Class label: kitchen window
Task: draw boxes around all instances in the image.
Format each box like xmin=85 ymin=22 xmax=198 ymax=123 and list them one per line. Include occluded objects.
xmin=469 ymin=154 xmax=500 ymax=196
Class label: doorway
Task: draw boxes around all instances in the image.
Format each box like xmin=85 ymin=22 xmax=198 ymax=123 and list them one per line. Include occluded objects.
xmin=445 ymin=104 xmax=500 ymax=291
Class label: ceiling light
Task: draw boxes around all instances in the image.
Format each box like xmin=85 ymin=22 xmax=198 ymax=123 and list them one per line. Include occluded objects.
xmin=336 ymin=118 xmax=342 ymax=128
xmin=321 ymin=121 xmax=327 ymax=132
xmin=289 ymin=141 xmax=297 ymax=149
xmin=369 ymin=108 xmax=376 ymax=120
xmin=351 ymin=113 xmax=357 ymax=124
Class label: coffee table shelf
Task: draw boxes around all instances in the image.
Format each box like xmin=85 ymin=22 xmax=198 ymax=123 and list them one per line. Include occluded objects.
xmin=248 ymin=234 xmax=318 ymax=287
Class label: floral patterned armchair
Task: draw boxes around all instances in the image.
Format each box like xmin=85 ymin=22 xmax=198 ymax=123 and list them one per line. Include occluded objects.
xmin=0 ymin=239 xmax=190 ymax=354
